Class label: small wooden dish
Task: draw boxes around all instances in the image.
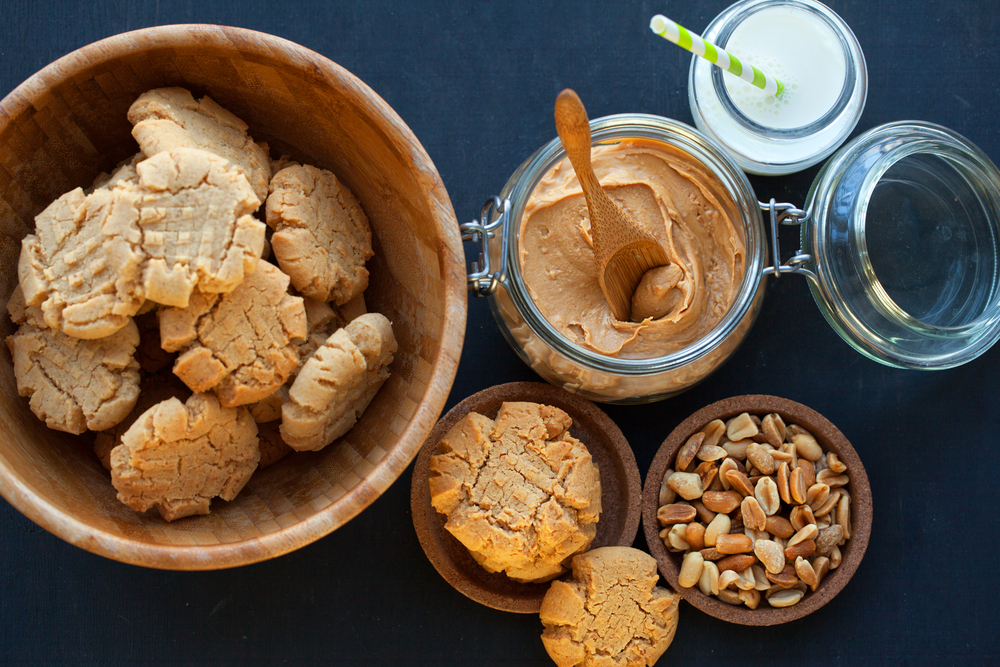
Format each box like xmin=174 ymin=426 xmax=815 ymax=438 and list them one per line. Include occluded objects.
xmin=641 ymin=395 xmax=872 ymax=626
xmin=411 ymin=382 xmax=642 ymax=614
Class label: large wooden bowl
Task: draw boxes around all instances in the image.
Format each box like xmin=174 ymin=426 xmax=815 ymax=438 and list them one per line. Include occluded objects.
xmin=0 ymin=25 xmax=465 ymax=569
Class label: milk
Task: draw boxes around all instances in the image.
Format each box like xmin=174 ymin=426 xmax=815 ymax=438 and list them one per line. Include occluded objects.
xmin=688 ymin=0 xmax=866 ymax=175
xmin=722 ymin=6 xmax=846 ymax=129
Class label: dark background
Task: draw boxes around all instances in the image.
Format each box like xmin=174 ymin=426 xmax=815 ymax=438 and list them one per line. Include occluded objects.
xmin=2 ymin=0 xmax=999 ymax=665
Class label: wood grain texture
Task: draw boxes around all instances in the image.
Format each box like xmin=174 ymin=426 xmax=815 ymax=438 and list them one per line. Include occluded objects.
xmin=0 ymin=24 xmax=466 ymax=569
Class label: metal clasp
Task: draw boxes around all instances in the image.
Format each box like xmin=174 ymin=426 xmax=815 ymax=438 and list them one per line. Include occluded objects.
xmin=760 ymin=199 xmax=817 ymax=281
xmin=460 ymin=195 xmax=510 ymax=296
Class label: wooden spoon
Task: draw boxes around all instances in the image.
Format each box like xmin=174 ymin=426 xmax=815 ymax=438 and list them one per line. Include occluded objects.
xmin=554 ymin=89 xmax=669 ymax=322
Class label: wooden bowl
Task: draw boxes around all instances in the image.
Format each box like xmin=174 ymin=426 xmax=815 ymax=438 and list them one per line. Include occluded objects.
xmin=411 ymin=382 xmax=642 ymax=613
xmin=641 ymin=395 xmax=872 ymax=625
xmin=0 ymin=26 xmax=465 ymax=569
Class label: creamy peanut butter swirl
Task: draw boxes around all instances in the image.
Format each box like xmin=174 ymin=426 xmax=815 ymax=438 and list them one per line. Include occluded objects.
xmin=519 ymin=139 xmax=746 ymax=359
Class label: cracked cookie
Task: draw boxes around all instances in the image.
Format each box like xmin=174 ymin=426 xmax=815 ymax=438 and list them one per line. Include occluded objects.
xmin=255 ymin=420 xmax=293 ymax=469
xmin=281 ymin=312 xmax=395 ymax=452
xmin=540 ymin=547 xmax=680 ymax=667
xmin=128 ymin=147 xmax=266 ymax=307
xmin=128 ymin=87 xmax=271 ymax=202
xmin=18 ymin=186 xmax=145 ymax=339
xmin=159 ymin=261 xmax=307 ymax=407
xmin=428 ymin=402 xmax=602 ymax=583
xmin=110 ymin=392 xmax=259 ymax=521
xmin=6 ymin=290 xmax=140 ymax=434
xmin=266 ymin=164 xmax=373 ymax=304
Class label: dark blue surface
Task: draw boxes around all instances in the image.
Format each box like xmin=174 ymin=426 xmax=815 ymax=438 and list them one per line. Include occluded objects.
xmin=2 ymin=1 xmax=999 ymax=665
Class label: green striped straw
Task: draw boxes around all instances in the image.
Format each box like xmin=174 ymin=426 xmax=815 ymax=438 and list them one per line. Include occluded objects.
xmin=649 ymin=14 xmax=785 ymax=98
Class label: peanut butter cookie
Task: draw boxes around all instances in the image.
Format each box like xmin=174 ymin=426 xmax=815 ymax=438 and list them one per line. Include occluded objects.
xmin=281 ymin=313 xmax=395 ymax=452
xmin=428 ymin=402 xmax=602 ymax=583
xmin=540 ymin=547 xmax=680 ymax=667
xmin=6 ymin=306 xmax=140 ymax=434
xmin=129 ymin=147 xmax=265 ymax=307
xmin=18 ymin=186 xmax=145 ymax=339
xmin=159 ymin=261 xmax=307 ymax=407
xmin=266 ymin=165 xmax=373 ymax=304
xmin=128 ymin=87 xmax=271 ymax=201
xmin=110 ymin=392 xmax=259 ymax=521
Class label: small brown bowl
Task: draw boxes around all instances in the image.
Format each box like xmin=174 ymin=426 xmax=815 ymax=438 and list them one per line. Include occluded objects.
xmin=641 ymin=395 xmax=872 ymax=625
xmin=411 ymin=382 xmax=642 ymax=614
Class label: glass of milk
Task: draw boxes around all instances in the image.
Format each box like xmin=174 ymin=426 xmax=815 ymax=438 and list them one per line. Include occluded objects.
xmin=689 ymin=0 xmax=867 ymax=175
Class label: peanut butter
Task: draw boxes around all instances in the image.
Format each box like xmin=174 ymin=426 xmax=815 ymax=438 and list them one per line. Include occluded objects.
xmin=519 ymin=139 xmax=746 ymax=359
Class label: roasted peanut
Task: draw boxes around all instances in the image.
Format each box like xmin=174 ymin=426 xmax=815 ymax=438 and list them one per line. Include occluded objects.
xmin=695 ymin=461 xmax=719 ymax=490
xmin=798 ymin=459 xmax=816 ymax=489
xmin=812 ymin=556 xmax=830 ymax=589
xmin=716 ymin=533 xmax=754 ymax=555
xmin=723 ymin=439 xmax=751 ymax=460
xmin=658 ymin=503 xmax=697 ymax=525
xmin=717 ymin=588 xmax=742 ymax=605
xmin=718 ymin=569 xmax=741 ymax=590
xmin=830 ymin=545 xmax=842 ymax=569
xmin=741 ymin=496 xmax=767 ymax=532
xmin=790 ymin=505 xmax=815 ymax=531
xmin=746 ymin=442 xmax=776 ymax=475
xmin=815 ymin=525 xmax=845 ymax=556
xmin=718 ymin=458 xmax=738 ymax=491
xmin=702 ymin=490 xmax=742 ymax=514
xmin=658 ymin=469 xmax=677 ymax=505
xmin=762 ymin=413 xmax=786 ymax=448
xmin=704 ymin=513 xmax=731 ymax=547
xmin=751 ymin=564 xmax=771 ymax=591
xmin=817 ymin=469 xmax=850 ymax=488
xmin=691 ymin=499 xmax=716 ymax=524
xmin=767 ymin=589 xmax=804 ymax=608
xmin=766 ymin=515 xmax=795 ymax=539
xmin=727 ymin=412 xmax=759 ymax=441
xmin=806 ymin=483 xmax=831 ymax=511
xmin=686 ymin=522 xmax=706 ymax=551
xmin=699 ymin=560 xmax=721 ymax=596
xmin=836 ymin=492 xmax=851 ymax=540
xmin=765 ymin=564 xmax=798 ymax=586
xmin=777 ymin=462 xmax=791 ymax=504
xmin=827 ymin=452 xmax=847 ymax=473
xmin=784 ymin=539 xmax=816 ymax=561
xmin=754 ymin=539 xmax=786 ymax=574
xmin=787 ymin=523 xmax=818 ymax=547
xmin=676 ymin=432 xmax=704 ymax=472
xmin=678 ymin=551 xmax=705 ymax=588
xmin=813 ymin=489 xmax=840 ymax=517
xmin=739 ymin=587 xmax=761 ymax=609
xmin=789 ymin=466 xmax=807 ymax=505
xmin=795 ymin=556 xmax=818 ymax=590
xmin=667 ymin=472 xmax=703 ymax=501
xmin=701 ymin=419 xmax=727 ymax=448
xmin=791 ymin=429 xmax=823 ymax=461
xmin=700 ymin=547 xmax=724 ymax=561
xmin=697 ymin=443 xmax=729 ymax=462
xmin=724 ymin=469 xmax=755 ymax=498
xmin=755 ymin=476 xmax=781 ymax=515
xmin=716 ymin=554 xmax=758 ymax=573
xmin=736 ymin=566 xmax=757 ymax=591
xmin=666 ymin=523 xmax=690 ymax=552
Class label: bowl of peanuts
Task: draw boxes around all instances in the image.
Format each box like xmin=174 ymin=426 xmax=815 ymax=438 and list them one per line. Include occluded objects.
xmin=0 ymin=25 xmax=465 ymax=568
xmin=641 ymin=395 xmax=872 ymax=625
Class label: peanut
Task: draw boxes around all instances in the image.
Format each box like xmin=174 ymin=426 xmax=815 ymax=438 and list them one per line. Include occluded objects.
xmin=827 ymin=452 xmax=847 ymax=473
xmin=751 ymin=564 xmax=771 ymax=591
xmin=701 ymin=419 xmax=727 ymax=448
xmin=761 ymin=413 xmax=786 ymax=448
xmin=697 ymin=443 xmax=728 ymax=462
xmin=704 ymin=513 xmax=731 ymax=547
xmin=830 ymin=545 xmax=842 ymax=569
xmin=702 ymin=490 xmax=742 ymax=514
xmin=736 ymin=566 xmax=757 ymax=591
xmin=678 ymin=551 xmax=704 ymax=588
xmin=695 ymin=461 xmax=718 ymax=491
xmin=718 ymin=458 xmax=738 ymax=491
xmin=795 ymin=556 xmax=818 ymax=590
xmin=666 ymin=523 xmax=690 ymax=552
xmin=836 ymin=492 xmax=851 ymax=540
xmin=746 ymin=442 xmax=776 ymax=475
xmin=741 ymin=496 xmax=767 ymax=532
xmin=784 ymin=539 xmax=816 ymax=561
xmin=790 ymin=505 xmax=815 ymax=532
xmin=676 ymin=432 xmax=704 ymax=472
xmin=686 ymin=522 xmax=706 ymax=551
xmin=766 ymin=515 xmax=795 ymax=539
xmin=717 ymin=588 xmax=742 ymax=605
xmin=658 ymin=503 xmax=697 ymax=525
xmin=658 ymin=468 xmax=677 ymax=506
xmin=699 ymin=560 xmax=721 ymax=596
xmin=776 ymin=461 xmax=791 ymax=504
xmin=716 ymin=554 xmax=757 ymax=573
xmin=812 ymin=556 xmax=830 ymax=590
xmin=787 ymin=523 xmax=818 ymax=547
xmin=691 ymin=500 xmax=716 ymax=524
xmin=727 ymin=412 xmax=759 ymax=441
xmin=817 ymin=469 xmax=850 ymax=488
xmin=767 ymin=589 xmax=804 ymax=608
xmin=754 ymin=539 xmax=786 ymax=574
xmin=789 ymin=466 xmax=807 ymax=505
xmin=765 ymin=564 xmax=798 ymax=587
xmin=725 ymin=469 xmax=755 ymax=497
xmin=723 ymin=439 xmax=751 ymax=460
xmin=755 ymin=476 xmax=781 ymax=516
xmin=739 ymin=588 xmax=761 ymax=609
xmin=815 ymin=525 xmax=845 ymax=556
xmin=667 ymin=471 xmax=703 ymax=501
xmin=700 ymin=547 xmax=724 ymax=561
xmin=718 ymin=570 xmax=741 ymax=590
xmin=798 ymin=458 xmax=816 ymax=488
xmin=791 ymin=429 xmax=823 ymax=461
xmin=716 ymin=533 xmax=754 ymax=555
xmin=806 ymin=483 xmax=831 ymax=511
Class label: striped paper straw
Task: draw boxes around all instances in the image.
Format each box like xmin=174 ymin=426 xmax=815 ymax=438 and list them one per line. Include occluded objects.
xmin=650 ymin=14 xmax=785 ymax=98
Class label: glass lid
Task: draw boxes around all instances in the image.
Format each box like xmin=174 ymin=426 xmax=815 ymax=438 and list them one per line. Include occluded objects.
xmin=802 ymin=121 xmax=1000 ymax=369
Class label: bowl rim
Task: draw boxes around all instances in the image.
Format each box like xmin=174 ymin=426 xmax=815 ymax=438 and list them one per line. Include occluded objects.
xmin=641 ymin=394 xmax=872 ymax=625
xmin=411 ymin=381 xmax=643 ymax=613
xmin=0 ymin=23 xmax=467 ymax=570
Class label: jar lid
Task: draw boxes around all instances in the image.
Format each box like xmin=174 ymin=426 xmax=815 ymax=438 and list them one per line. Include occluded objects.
xmin=802 ymin=121 xmax=1000 ymax=369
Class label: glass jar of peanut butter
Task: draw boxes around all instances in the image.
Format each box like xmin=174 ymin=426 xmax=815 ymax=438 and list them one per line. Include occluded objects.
xmin=463 ymin=116 xmax=1000 ymax=403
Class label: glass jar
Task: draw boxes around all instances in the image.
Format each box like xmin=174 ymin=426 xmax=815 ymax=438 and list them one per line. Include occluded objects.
xmin=463 ymin=114 xmax=768 ymax=404
xmin=689 ymin=0 xmax=867 ymax=176
xmin=463 ymin=117 xmax=1000 ymax=402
